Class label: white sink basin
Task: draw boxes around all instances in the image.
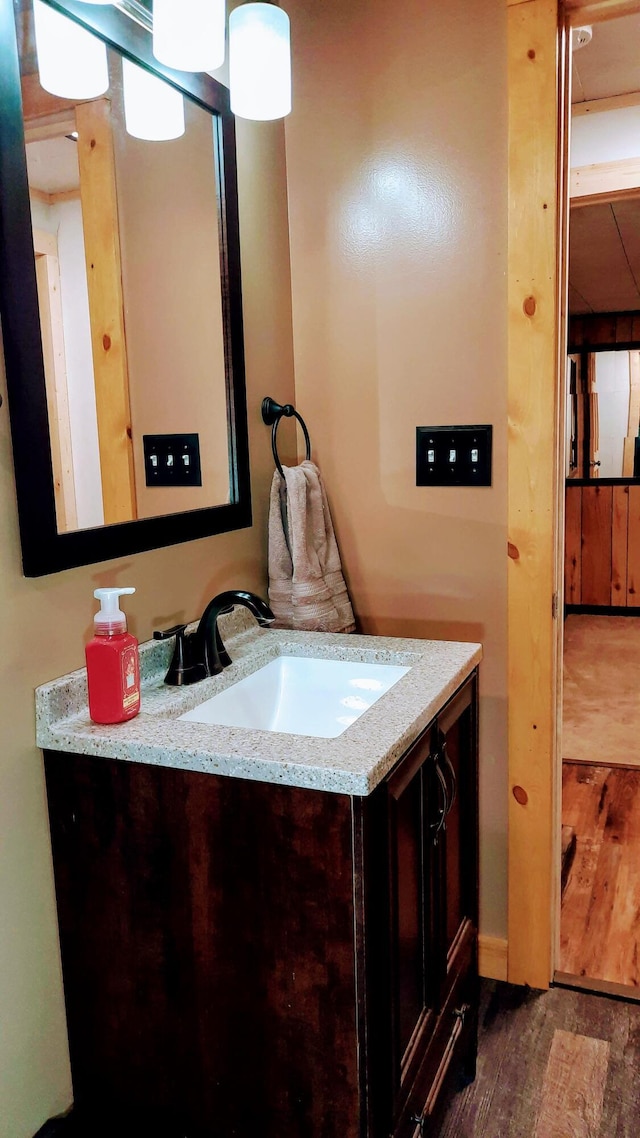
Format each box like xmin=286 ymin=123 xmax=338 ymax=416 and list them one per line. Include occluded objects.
xmin=179 ymin=655 xmax=410 ymax=738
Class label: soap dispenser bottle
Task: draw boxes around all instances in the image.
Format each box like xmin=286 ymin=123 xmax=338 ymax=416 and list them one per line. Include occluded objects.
xmin=86 ymin=587 xmax=141 ymax=724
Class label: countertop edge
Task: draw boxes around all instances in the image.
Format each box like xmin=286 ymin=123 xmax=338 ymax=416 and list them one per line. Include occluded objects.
xmin=37 ymin=626 xmax=482 ymax=796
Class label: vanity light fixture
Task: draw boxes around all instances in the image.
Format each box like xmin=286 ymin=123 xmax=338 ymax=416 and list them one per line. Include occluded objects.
xmin=122 ymin=58 xmax=186 ymax=141
xmin=229 ymin=2 xmax=292 ymax=121
xmin=153 ymin=0 xmax=226 ymax=74
xmin=33 ymin=0 xmax=292 ymax=123
xmin=33 ymin=0 xmax=109 ymax=100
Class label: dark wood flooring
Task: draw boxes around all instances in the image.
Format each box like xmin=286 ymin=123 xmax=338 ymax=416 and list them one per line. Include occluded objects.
xmin=433 ymin=980 xmax=640 ymax=1137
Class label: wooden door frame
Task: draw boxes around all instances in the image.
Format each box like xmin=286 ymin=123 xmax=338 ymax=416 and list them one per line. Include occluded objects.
xmin=507 ymin=0 xmax=640 ymax=987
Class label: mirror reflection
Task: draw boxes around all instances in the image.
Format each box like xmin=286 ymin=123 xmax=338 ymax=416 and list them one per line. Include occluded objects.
xmin=566 ymin=350 xmax=640 ymax=479
xmin=18 ymin=0 xmax=230 ymax=533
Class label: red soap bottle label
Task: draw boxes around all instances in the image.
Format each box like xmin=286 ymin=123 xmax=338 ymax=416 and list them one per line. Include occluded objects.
xmin=121 ymin=645 xmax=140 ymax=711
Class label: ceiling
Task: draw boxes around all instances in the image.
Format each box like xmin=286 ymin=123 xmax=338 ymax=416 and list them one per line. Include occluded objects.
xmin=570 ymin=14 xmax=640 ymax=314
xmin=26 ymin=135 xmax=79 ymax=196
xmin=572 ymin=14 xmax=640 ymax=103
xmin=569 ymin=198 xmax=640 ymax=312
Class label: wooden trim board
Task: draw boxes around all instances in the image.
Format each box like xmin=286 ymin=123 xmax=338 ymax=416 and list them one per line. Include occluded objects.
xmin=573 ymin=90 xmax=640 ymax=117
xmin=566 ymin=0 xmax=640 ymax=23
xmin=555 ymin=972 xmax=640 ymax=1002
xmin=478 ymin=936 xmax=509 ymax=981
xmin=75 ymin=98 xmax=137 ymax=525
xmin=571 ymin=186 xmax=640 ymax=208
xmin=570 ymin=157 xmax=640 ymax=200
xmin=30 ymin=187 xmax=80 ymax=207
xmin=507 ymin=0 xmax=560 ymax=989
xmin=508 ymin=0 xmax=640 ymax=993
xmin=33 ymin=230 xmax=78 ymax=533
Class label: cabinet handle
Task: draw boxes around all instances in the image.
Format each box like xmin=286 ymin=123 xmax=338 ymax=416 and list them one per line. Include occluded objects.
xmin=440 ymin=740 xmax=457 ymax=814
xmin=454 ymin=1002 xmax=470 ymax=1025
xmin=422 ymin=1004 xmax=468 ymax=1119
xmin=430 ymin=758 xmax=448 ymax=844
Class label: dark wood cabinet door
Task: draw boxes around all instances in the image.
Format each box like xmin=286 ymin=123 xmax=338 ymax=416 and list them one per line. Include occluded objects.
xmin=384 ymin=724 xmax=443 ymax=1117
xmin=435 ymin=676 xmax=478 ymax=1004
xmin=379 ymin=674 xmax=479 ymax=1138
xmin=44 ymin=753 xmax=362 ymax=1138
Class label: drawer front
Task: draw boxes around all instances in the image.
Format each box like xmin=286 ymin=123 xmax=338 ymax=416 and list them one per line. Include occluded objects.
xmin=442 ymin=915 xmax=477 ymax=1011
xmin=391 ymin=943 xmax=477 ymax=1138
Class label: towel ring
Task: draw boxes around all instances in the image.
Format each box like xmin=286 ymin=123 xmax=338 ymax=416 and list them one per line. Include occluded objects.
xmin=261 ymin=397 xmax=311 ymax=477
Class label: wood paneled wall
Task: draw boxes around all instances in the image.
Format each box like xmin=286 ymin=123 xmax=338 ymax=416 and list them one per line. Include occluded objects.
xmin=565 ymin=482 xmax=640 ymax=606
xmin=569 ymin=312 xmax=640 ymax=351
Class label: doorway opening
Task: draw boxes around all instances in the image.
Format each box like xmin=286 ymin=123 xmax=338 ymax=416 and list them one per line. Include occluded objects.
xmin=557 ymin=10 xmax=640 ymax=998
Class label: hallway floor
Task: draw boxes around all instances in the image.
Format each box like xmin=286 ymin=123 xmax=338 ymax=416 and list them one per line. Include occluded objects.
xmin=560 ymin=763 xmax=640 ymax=989
xmin=433 ymin=981 xmax=640 ymax=1137
xmin=563 ymin=615 xmax=640 ymax=768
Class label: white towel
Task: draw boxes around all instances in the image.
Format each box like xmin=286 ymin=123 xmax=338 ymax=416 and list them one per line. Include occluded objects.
xmin=268 ymin=460 xmax=355 ymax=633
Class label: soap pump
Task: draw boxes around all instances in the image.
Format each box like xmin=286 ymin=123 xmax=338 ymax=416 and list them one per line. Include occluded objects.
xmin=86 ymin=587 xmax=140 ymax=725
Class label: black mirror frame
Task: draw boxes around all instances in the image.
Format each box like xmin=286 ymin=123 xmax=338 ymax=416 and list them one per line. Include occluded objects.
xmin=0 ymin=0 xmax=251 ymax=576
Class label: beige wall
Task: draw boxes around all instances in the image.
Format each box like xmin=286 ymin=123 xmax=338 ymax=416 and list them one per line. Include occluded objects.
xmin=0 ymin=114 xmax=294 ymax=1138
xmin=285 ymin=0 xmax=508 ymax=938
xmin=2 ymin=1 xmax=510 ymax=1129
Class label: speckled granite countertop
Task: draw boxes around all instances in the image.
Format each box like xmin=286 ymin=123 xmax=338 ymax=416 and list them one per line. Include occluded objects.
xmin=36 ymin=610 xmax=481 ymax=796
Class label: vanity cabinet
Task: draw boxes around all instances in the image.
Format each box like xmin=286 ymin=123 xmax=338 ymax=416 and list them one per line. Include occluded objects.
xmin=44 ymin=671 xmax=478 ymax=1138
xmin=365 ymin=674 xmax=478 ymax=1138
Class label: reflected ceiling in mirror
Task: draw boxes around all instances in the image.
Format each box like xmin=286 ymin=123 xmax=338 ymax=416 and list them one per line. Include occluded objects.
xmin=0 ymin=0 xmax=250 ymax=574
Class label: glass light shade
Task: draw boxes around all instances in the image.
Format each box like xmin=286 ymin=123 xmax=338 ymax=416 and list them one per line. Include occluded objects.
xmin=229 ymin=3 xmax=291 ymax=121
xmin=122 ymin=59 xmax=185 ymax=141
xmin=153 ymin=0 xmax=226 ymax=72
xmin=33 ymin=0 xmax=109 ymax=101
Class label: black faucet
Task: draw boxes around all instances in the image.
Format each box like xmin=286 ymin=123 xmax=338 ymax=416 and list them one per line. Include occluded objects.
xmin=154 ymin=590 xmax=275 ymax=686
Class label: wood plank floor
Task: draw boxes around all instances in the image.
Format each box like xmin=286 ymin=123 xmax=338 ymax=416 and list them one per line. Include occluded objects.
xmin=560 ymin=763 xmax=640 ymax=989
xmin=563 ymin=615 xmax=640 ymax=769
xmin=433 ymin=981 xmax=640 ymax=1137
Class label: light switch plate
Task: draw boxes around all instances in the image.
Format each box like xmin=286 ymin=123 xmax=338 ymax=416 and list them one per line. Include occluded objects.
xmin=416 ymin=425 xmax=492 ymax=486
xmin=143 ymin=433 xmax=202 ymax=487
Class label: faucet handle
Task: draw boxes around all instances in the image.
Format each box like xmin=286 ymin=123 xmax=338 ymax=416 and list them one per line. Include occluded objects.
xmin=153 ymin=623 xmax=188 ymax=641
xmin=153 ymin=624 xmax=206 ymax=686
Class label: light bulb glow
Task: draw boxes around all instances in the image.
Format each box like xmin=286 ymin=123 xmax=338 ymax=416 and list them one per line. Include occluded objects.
xmin=122 ymin=59 xmax=185 ymax=141
xmin=33 ymin=0 xmax=109 ymax=101
xmin=153 ymin=0 xmax=226 ymax=72
xmin=229 ymin=3 xmax=291 ymax=121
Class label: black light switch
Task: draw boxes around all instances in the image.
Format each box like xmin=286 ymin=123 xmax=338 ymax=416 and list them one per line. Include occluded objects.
xmin=143 ymin=433 xmax=202 ymax=487
xmin=416 ymin=425 xmax=492 ymax=486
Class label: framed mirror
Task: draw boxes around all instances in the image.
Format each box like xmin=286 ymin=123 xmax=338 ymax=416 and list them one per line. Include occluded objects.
xmin=566 ymin=348 xmax=640 ymax=481
xmin=0 ymin=0 xmax=251 ymax=576
xmin=566 ymin=312 xmax=640 ymax=483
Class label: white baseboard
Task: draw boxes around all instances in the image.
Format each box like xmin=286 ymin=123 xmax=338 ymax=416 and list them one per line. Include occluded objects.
xmin=478 ymin=935 xmax=508 ymax=981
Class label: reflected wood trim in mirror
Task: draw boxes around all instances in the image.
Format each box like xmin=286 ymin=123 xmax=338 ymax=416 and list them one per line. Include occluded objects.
xmin=0 ymin=0 xmax=251 ymax=575
xmin=75 ymin=96 xmax=136 ymax=526
xmin=33 ymin=224 xmax=78 ymax=530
